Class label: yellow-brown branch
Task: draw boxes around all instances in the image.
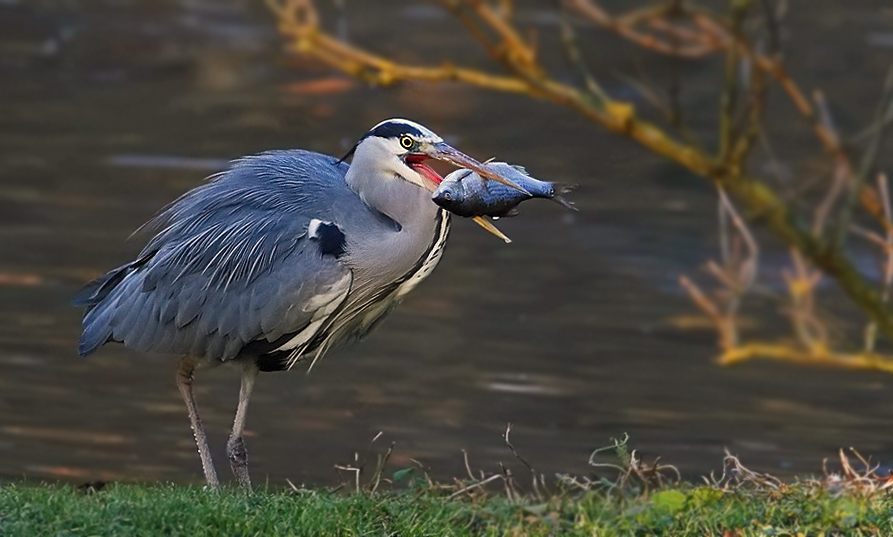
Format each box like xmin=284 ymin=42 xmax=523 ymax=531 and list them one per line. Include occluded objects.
xmin=267 ymin=0 xmax=893 ymax=343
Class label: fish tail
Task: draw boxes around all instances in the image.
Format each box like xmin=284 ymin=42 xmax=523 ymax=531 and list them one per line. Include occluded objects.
xmin=550 ymin=183 xmax=578 ymax=212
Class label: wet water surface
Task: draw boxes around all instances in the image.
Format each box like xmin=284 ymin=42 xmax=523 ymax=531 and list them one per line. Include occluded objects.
xmin=2 ymin=1 xmax=893 ymax=486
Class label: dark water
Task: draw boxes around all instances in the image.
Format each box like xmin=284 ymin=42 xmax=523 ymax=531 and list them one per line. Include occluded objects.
xmin=2 ymin=0 xmax=893 ymax=486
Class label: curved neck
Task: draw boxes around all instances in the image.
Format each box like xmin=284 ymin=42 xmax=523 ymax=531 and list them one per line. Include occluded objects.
xmin=345 ymin=139 xmax=434 ymax=229
xmin=344 ymin=144 xmax=443 ymax=284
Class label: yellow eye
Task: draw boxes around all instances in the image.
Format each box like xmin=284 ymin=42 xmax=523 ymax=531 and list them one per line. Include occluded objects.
xmin=399 ymin=136 xmax=414 ymax=149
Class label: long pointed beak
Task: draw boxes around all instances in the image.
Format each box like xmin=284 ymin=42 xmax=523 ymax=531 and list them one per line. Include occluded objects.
xmin=425 ymin=142 xmax=529 ymax=194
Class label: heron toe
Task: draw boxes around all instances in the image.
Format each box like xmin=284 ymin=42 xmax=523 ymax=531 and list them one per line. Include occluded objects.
xmin=227 ymin=435 xmax=251 ymax=489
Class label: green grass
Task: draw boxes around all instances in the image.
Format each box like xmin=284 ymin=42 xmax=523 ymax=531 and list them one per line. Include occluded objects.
xmin=1 ymin=481 xmax=892 ymax=536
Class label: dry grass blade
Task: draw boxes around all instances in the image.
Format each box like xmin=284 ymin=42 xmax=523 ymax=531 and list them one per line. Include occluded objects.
xmin=811 ymin=448 xmax=893 ymax=497
xmin=298 ymin=432 xmax=893 ymax=505
xmin=446 ymin=474 xmax=504 ymax=500
xmin=334 ymin=464 xmax=361 ymax=494
xmin=368 ymin=442 xmax=395 ymax=493
xmin=721 ymin=451 xmax=783 ymax=491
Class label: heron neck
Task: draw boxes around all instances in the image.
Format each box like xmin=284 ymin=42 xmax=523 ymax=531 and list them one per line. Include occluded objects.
xmin=344 ymin=158 xmax=437 ymax=231
xmin=344 ymin=159 xmax=442 ymax=282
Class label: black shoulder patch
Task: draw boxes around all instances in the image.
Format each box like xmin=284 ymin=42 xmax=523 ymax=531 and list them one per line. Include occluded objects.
xmin=311 ymin=221 xmax=346 ymax=258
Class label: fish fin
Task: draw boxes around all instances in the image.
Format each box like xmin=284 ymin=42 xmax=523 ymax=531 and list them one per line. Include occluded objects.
xmin=551 ymin=183 xmax=579 ymax=212
xmin=492 ymin=207 xmax=520 ymax=218
xmin=453 ymin=169 xmax=474 ymax=182
xmin=509 ymin=164 xmax=529 ymax=175
xmin=471 ymin=216 xmax=512 ymax=243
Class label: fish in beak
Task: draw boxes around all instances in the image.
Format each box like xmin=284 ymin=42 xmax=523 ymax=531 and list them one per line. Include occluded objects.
xmin=402 ymin=142 xmax=521 ymax=243
xmin=404 ymin=142 xmax=530 ymax=194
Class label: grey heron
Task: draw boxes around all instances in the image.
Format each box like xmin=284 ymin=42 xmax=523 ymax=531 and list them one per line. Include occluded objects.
xmin=73 ymin=118 xmax=524 ymax=488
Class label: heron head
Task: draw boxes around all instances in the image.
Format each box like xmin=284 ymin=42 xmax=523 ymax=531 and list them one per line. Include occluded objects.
xmin=345 ymin=118 xmax=526 ymax=192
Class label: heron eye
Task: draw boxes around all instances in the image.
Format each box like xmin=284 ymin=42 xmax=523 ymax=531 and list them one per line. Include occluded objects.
xmin=399 ymin=136 xmax=414 ymax=149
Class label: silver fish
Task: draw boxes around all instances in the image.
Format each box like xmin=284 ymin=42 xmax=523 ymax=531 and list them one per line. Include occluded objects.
xmin=432 ymin=162 xmax=576 ymax=218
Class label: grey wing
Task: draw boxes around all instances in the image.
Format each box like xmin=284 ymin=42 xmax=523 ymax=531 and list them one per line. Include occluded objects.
xmin=76 ymin=215 xmax=351 ymax=363
xmin=75 ymin=151 xmax=355 ymax=364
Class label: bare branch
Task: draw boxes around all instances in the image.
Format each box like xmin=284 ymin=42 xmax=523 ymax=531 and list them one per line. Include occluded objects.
xmin=565 ymin=0 xmax=723 ymax=58
xmin=834 ymin=67 xmax=893 ymax=248
xmin=269 ymin=0 xmax=893 ymax=351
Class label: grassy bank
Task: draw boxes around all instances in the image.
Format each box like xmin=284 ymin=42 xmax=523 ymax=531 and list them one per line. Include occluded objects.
xmin=1 ymin=481 xmax=891 ymax=536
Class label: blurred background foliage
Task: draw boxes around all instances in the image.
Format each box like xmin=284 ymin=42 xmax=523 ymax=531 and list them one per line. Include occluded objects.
xmin=273 ymin=0 xmax=893 ymax=374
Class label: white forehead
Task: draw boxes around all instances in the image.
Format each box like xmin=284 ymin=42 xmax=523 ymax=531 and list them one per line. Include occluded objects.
xmin=367 ymin=118 xmax=443 ymax=143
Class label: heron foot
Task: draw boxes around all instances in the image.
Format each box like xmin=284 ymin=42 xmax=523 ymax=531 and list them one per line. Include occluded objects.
xmin=227 ymin=435 xmax=251 ymax=489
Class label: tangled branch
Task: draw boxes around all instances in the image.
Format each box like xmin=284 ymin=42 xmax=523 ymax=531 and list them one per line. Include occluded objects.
xmin=268 ymin=0 xmax=893 ymax=369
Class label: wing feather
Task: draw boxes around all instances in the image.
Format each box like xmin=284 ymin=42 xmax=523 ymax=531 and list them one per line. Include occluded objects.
xmin=76 ymin=150 xmax=354 ymax=362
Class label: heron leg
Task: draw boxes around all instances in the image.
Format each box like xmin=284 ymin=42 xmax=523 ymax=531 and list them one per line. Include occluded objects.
xmin=227 ymin=362 xmax=258 ymax=489
xmin=176 ymin=356 xmax=220 ymax=488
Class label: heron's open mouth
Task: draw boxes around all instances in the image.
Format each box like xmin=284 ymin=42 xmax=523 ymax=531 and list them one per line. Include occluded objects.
xmin=404 ymin=154 xmax=443 ymax=187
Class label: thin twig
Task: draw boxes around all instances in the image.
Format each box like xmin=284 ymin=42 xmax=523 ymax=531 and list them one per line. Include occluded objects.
xmin=834 ymin=67 xmax=893 ymax=248
xmin=556 ymin=4 xmax=609 ymax=102
xmin=269 ymin=0 xmax=893 ymax=342
xmin=718 ymin=0 xmax=749 ymax=163
xmin=461 ymin=449 xmax=476 ymax=481
xmin=566 ymin=0 xmax=722 ymax=58
xmin=503 ymin=423 xmax=534 ymax=472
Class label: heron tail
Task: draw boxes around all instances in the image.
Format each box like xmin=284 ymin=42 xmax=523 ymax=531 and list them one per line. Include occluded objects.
xmin=73 ymin=255 xmax=151 ymax=307
xmin=73 ymin=257 xmax=149 ymax=356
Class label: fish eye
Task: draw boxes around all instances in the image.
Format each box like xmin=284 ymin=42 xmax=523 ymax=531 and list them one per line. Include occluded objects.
xmin=442 ymin=191 xmax=452 ymax=201
xmin=399 ymin=135 xmax=414 ymax=149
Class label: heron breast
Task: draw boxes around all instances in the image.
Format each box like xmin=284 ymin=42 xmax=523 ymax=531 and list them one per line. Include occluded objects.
xmin=395 ymin=210 xmax=451 ymax=299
